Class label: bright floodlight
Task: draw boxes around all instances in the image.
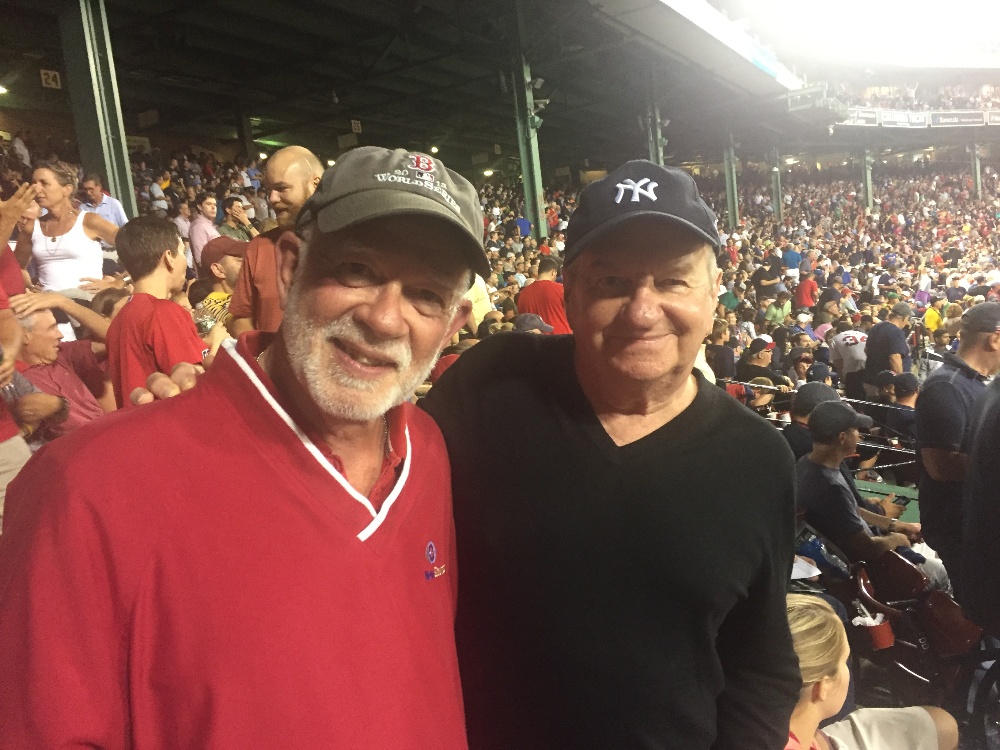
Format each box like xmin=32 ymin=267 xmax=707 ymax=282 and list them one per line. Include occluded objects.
xmin=0 ymin=86 xmax=7 ymax=95
xmin=483 ymin=170 xmax=494 ymax=177
xmin=258 ymin=152 xmax=267 ymax=160
xmin=430 ymin=146 xmax=439 ymax=154
xmin=755 ymin=0 xmax=1000 ymax=68
xmin=658 ymin=0 xmax=803 ymax=88
xmin=327 ymin=159 xmax=335 ymax=166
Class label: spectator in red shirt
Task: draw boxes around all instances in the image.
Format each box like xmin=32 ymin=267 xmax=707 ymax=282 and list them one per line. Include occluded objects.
xmin=14 ymin=309 xmax=107 ymax=440
xmin=12 ymin=289 xmax=116 ymax=438
xmin=515 ymin=256 xmax=571 ymax=334
xmin=794 ymin=268 xmax=819 ymax=310
xmin=106 ymin=216 xmax=226 ymax=408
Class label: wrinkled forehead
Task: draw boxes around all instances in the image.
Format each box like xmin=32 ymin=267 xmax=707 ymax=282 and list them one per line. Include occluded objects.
xmin=309 ymin=216 xmax=474 ymax=280
xmin=573 ymin=222 xmax=714 ymax=275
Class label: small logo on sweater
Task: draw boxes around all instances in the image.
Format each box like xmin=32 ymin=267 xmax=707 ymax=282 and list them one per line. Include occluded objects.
xmin=424 ymin=565 xmax=447 ymax=581
xmin=423 ymin=541 xmax=445 ymax=580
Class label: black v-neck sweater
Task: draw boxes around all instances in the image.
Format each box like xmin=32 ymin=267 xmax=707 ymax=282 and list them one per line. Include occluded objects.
xmin=422 ymin=333 xmax=800 ymax=750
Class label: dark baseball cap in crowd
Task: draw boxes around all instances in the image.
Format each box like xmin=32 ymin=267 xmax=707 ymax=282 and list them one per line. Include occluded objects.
xmin=792 ymin=382 xmax=840 ymax=417
xmin=806 ymin=362 xmax=831 ymax=383
xmin=808 ymin=401 xmax=873 ymax=438
xmin=747 ymin=337 xmax=775 ymax=356
xmin=513 ymin=313 xmax=553 ymax=333
xmin=961 ymin=301 xmax=1000 ymax=333
xmin=874 ymin=370 xmax=897 ymax=388
xmin=892 ymin=373 xmax=919 ymax=398
xmin=788 ymin=346 xmax=813 ymax=363
xmin=890 ymin=302 xmax=913 ymax=318
xmin=296 ymin=146 xmax=490 ymax=277
xmin=563 ymin=160 xmax=719 ymax=266
xmin=199 ymin=236 xmax=247 ymax=276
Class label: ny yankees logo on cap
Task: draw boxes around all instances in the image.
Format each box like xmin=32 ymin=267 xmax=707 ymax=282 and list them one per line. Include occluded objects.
xmin=563 ymin=159 xmax=720 ymax=268
xmin=615 ymin=177 xmax=658 ymax=204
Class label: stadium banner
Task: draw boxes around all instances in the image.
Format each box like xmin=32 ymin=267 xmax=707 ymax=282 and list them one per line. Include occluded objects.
xmin=879 ymin=110 xmax=929 ymax=128
xmin=844 ymin=108 xmax=879 ymax=126
xmin=930 ymin=111 xmax=986 ymax=127
xmin=988 ymin=111 xmax=1000 ymax=126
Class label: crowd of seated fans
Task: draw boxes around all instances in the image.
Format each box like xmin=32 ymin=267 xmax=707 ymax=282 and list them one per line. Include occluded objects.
xmin=834 ymin=82 xmax=1000 ymax=110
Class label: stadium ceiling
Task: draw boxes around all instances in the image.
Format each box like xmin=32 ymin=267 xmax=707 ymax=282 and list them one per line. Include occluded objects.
xmin=3 ymin=0 xmax=855 ymax=172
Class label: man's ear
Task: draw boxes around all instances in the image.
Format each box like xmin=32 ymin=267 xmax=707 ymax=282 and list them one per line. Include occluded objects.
xmin=443 ymin=300 xmax=472 ymax=344
xmin=988 ymin=330 xmax=1000 ymax=352
xmin=210 ymin=262 xmax=225 ymax=282
xmin=275 ymin=231 xmax=302 ymax=311
xmin=163 ymin=248 xmax=183 ymax=273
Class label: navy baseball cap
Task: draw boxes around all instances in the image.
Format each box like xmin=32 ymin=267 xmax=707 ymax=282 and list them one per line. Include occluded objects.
xmin=806 ymin=362 xmax=832 ymax=383
xmin=792 ymin=382 xmax=840 ymax=417
xmin=808 ymin=401 xmax=873 ymax=438
xmin=563 ymin=160 xmax=719 ymax=267
xmin=962 ymin=302 xmax=1000 ymax=334
xmin=513 ymin=313 xmax=553 ymax=333
xmin=892 ymin=372 xmax=919 ymax=398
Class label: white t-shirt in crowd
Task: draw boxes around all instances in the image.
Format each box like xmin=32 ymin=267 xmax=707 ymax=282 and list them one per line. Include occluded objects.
xmin=829 ymin=330 xmax=868 ymax=375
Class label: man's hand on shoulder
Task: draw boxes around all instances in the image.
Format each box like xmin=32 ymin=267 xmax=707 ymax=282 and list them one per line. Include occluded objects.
xmin=131 ymin=363 xmax=203 ymax=406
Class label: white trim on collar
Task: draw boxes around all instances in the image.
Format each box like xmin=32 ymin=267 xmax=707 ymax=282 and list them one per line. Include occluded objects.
xmin=223 ymin=339 xmax=411 ymax=541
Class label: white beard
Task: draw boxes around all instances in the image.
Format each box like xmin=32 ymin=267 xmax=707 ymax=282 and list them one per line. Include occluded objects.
xmin=282 ymin=286 xmax=439 ymax=422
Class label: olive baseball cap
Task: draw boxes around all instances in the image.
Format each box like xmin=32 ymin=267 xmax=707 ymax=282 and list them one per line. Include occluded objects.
xmin=296 ymin=146 xmax=490 ymax=277
xmin=564 ymin=160 xmax=720 ymax=267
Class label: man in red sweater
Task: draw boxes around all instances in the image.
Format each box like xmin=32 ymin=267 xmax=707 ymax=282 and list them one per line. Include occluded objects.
xmin=0 ymin=147 xmax=487 ymax=748
xmin=515 ymin=255 xmax=572 ymax=334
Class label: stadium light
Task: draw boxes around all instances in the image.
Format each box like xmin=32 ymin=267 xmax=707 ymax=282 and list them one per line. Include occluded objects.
xmin=745 ymin=0 xmax=1000 ymax=68
xmin=430 ymin=146 xmax=439 ymax=154
xmin=327 ymin=159 xmax=336 ymax=166
xmin=258 ymin=152 xmax=267 ymax=160
xmin=657 ymin=0 xmax=803 ymax=88
xmin=483 ymin=170 xmax=494 ymax=177
xmin=0 ymin=85 xmax=7 ymax=94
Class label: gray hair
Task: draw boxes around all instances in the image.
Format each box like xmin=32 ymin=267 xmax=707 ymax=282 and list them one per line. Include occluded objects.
xmin=18 ymin=311 xmax=46 ymax=332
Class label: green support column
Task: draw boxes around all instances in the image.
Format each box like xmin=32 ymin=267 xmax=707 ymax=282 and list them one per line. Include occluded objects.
xmin=770 ymin=147 xmax=783 ymax=224
xmin=511 ymin=0 xmax=546 ymax=241
xmin=58 ymin=0 xmax=136 ymax=218
xmin=236 ymin=109 xmax=256 ymax=160
xmin=646 ymin=99 xmax=665 ymax=166
xmin=971 ymin=144 xmax=983 ymax=200
xmin=861 ymin=148 xmax=874 ymax=213
xmin=723 ymin=135 xmax=739 ymax=231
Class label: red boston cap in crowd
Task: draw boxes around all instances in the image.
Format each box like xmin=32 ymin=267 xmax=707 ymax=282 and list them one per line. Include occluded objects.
xmin=199 ymin=236 xmax=248 ymax=276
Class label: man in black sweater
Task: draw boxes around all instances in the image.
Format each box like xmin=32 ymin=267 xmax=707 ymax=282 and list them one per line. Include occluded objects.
xmin=423 ymin=161 xmax=800 ymax=750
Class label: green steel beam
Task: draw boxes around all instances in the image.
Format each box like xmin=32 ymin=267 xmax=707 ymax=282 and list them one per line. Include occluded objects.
xmin=646 ymin=99 xmax=664 ymax=166
xmin=723 ymin=135 xmax=739 ymax=231
xmin=58 ymin=0 xmax=136 ymax=218
xmin=972 ymin=144 xmax=983 ymax=200
xmin=861 ymin=148 xmax=874 ymax=213
xmin=511 ymin=0 xmax=546 ymax=241
xmin=236 ymin=108 xmax=256 ymax=160
xmin=770 ymin=147 xmax=782 ymax=224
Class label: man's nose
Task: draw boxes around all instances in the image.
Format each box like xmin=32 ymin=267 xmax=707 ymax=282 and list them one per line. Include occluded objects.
xmin=357 ymin=283 xmax=408 ymax=340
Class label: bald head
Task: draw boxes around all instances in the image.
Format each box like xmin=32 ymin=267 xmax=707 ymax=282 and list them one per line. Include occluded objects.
xmin=265 ymin=146 xmax=324 ymax=227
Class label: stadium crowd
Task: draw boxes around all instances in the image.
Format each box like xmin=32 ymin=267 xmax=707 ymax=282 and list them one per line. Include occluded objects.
xmin=1 ymin=127 xmax=1000 ymax=750
xmin=835 ymin=82 xmax=1000 ymax=110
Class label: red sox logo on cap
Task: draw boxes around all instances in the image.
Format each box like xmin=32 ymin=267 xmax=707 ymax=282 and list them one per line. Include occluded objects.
xmin=409 ymin=154 xmax=436 ymax=181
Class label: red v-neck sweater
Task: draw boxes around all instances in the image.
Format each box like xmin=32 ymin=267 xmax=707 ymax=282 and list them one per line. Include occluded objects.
xmin=0 ymin=337 xmax=467 ymax=749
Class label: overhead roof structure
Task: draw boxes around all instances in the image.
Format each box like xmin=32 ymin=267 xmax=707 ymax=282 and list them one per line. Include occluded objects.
xmin=1 ymin=0 xmax=853 ymax=173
